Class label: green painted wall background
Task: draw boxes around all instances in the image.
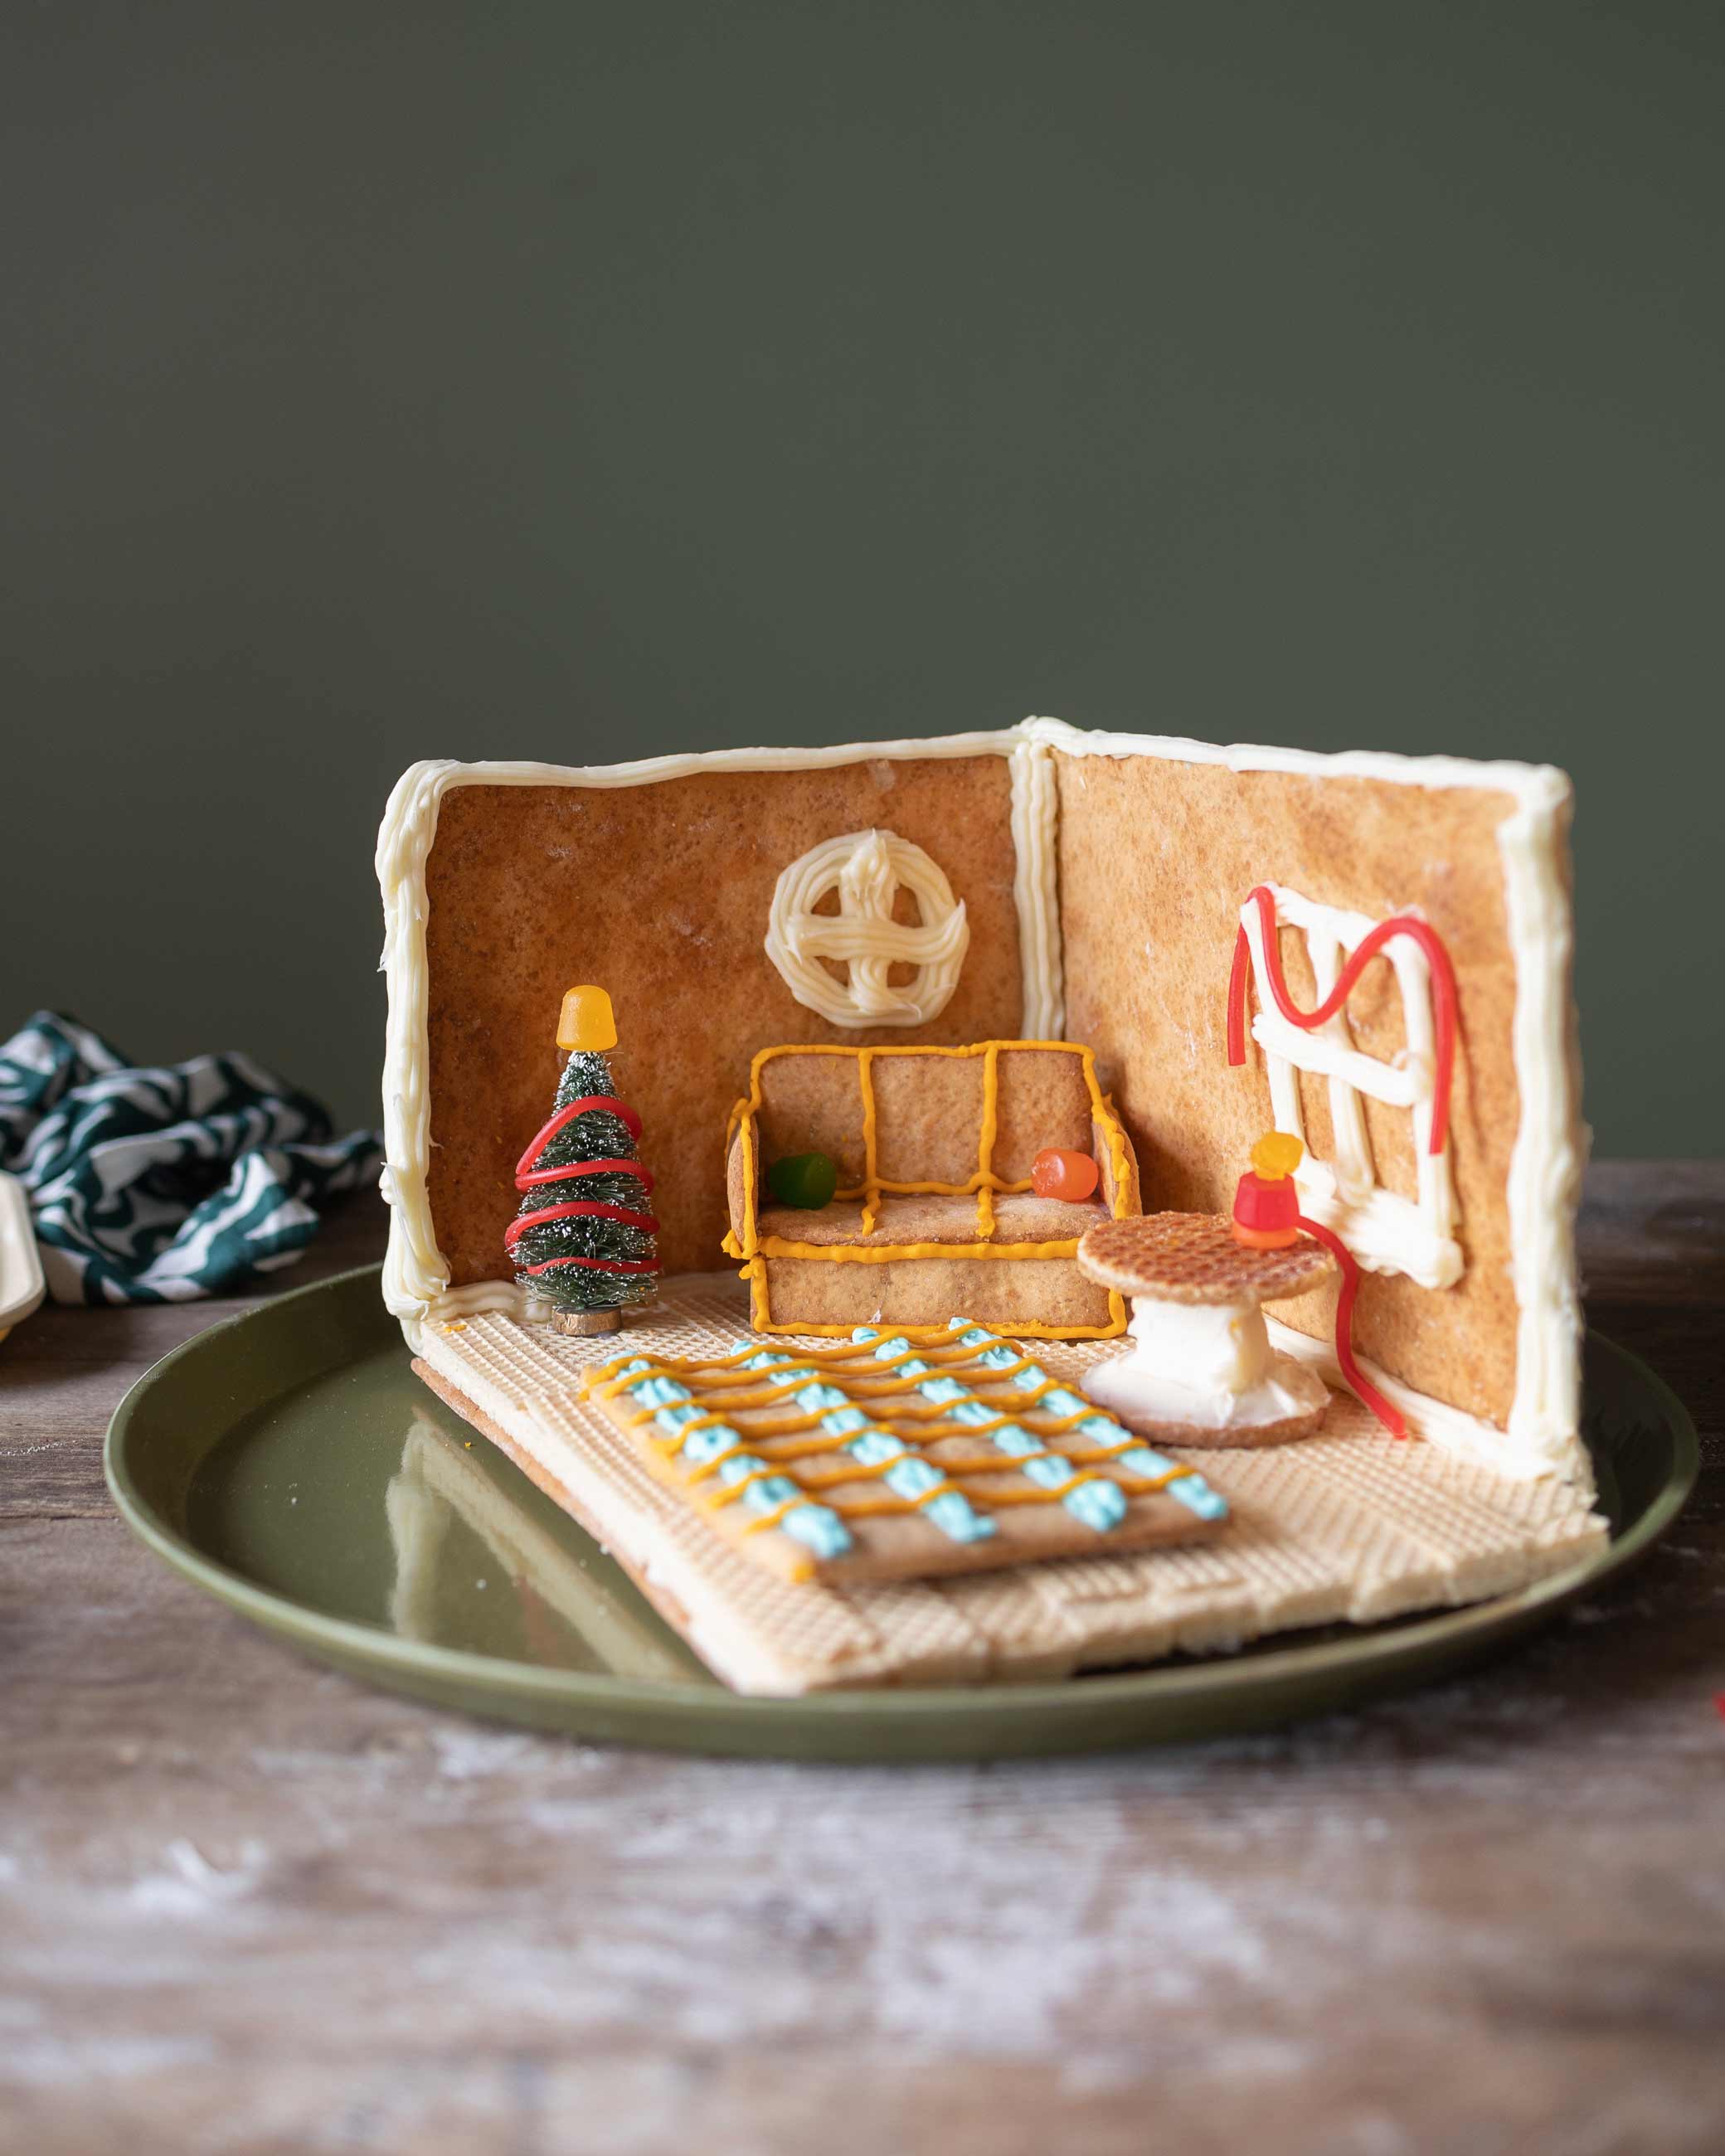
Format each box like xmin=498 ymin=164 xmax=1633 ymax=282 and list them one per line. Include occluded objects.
xmin=3 ymin=3 xmax=1719 ymax=1149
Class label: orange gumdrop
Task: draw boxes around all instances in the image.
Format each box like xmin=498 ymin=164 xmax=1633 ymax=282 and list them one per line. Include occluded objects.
xmin=1031 ymin=1147 xmax=1101 ymax=1202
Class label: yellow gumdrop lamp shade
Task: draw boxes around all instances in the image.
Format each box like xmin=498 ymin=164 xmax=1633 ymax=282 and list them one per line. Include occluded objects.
xmin=556 ymin=986 xmax=618 ymax=1053
xmin=1251 ymin=1131 xmax=1305 ymax=1182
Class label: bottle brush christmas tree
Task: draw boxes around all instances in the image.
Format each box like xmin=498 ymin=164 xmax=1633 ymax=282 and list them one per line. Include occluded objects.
xmin=506 ymin=986 xmax=658 ymax=1334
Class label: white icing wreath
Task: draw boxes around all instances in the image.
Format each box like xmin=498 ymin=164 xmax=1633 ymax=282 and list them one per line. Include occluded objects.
xmin=765 ymin=829 xmax=970 ymax=1028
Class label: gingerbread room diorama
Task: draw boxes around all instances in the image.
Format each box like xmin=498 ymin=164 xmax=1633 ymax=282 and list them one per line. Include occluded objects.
xmin=377 ymin=719 xmax=1604 ymax=1693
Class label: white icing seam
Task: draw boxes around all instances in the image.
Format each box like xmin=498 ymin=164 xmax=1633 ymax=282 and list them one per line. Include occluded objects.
xmin=1241 ymin=883 xmax=1463 ymax=1292
xmin=1008 ymin=737 xmax=1064 ymax=1037
xmin=377 ymin=759 xmax=458 ymax=1333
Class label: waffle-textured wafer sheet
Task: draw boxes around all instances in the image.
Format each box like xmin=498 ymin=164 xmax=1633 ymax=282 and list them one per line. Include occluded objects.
xmin=411 ymin=1275 xmax=1609 ymax=1696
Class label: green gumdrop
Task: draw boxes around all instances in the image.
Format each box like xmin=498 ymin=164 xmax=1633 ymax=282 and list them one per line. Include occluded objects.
xmin=767 ymin=1151 xmax=838 ymax=1209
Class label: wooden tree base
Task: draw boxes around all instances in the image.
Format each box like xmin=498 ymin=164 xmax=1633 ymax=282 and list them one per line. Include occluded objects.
xmin=550 ymin=1308 xmax=624 ymax=1337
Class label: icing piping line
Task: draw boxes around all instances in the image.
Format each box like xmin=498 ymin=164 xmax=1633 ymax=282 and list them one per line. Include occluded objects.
xmin=581 ymin=1323 xmax=1227 ymax=1562
xmin=755 ymin=1237 xmax=1084 ymax=1262
xmin=858 ymin=1049 xmax=880 ymax=1238
xmin=975 ymin=1042 xmax=1000 ymax=1241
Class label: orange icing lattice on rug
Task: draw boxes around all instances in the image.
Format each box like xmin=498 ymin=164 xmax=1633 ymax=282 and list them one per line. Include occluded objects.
xmin=579 ymin=1317 xmax=1227 ymax=1582
xmin=722 ymin=1042 xmax=1135 ymax=1338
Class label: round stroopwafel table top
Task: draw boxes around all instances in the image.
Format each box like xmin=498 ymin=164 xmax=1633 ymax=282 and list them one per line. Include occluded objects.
xmin=1077 ymin=1212 xmax=1335 ymax=1305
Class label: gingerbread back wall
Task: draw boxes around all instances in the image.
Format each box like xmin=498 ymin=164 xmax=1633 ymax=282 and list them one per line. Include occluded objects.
xmin=422 ymin=755 xmax=1024 ymax=1283
xmin=1052 ymin=749 xmax=1557 ymax=1430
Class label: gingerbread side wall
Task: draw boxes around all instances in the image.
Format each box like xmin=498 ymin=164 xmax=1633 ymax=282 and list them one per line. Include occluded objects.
xmin=420 ymin=755 xmax=1025 ymax=1284
xmin=1051 ymin=747 xmax=1578 ymax=1438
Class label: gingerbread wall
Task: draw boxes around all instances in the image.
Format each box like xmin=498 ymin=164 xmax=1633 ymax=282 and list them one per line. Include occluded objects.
xmin=1052 ymin=750 xmax=1546 ymax=1429
xmin=423 ymin=755 xmax=1024 ymax=1283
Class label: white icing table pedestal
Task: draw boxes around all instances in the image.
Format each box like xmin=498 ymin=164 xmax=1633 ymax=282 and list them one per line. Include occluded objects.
xmin=1076 ymin=1213 xmax=1338 ymax=1448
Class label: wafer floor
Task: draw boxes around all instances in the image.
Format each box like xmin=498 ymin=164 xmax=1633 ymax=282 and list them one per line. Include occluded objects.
xmin=414 ymin=1274 xmax=1609 ymax=1694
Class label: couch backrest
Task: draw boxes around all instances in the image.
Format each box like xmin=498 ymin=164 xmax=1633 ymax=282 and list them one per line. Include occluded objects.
xmin=752 ymin=1043 xmax=1097 ymax=1190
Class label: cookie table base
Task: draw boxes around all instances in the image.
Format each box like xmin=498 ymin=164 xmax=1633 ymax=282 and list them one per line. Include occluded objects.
xmin=1076 ymin=1212 xmax=1339 ymax=1449
xmin=1081 ymin=1289 xmax=1331 ymax=1446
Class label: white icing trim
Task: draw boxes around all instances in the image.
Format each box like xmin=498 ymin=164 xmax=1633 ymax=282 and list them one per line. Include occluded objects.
xmin=1498 ymin=775 xmax=1587 ymax=1475
xmin=1021 ymin=714 xmax=1568 ymax=804
xmin=1008 ymin=737 xmax=1065 ymax=1038
xmin=377 ymin=718 xmax=1584 ymax=1482
xmin=763 ymin=828 xmax=969 ymax=1027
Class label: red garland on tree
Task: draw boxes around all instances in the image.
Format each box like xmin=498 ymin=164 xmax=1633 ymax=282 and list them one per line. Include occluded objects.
xmin=505 ymin=986 xmax=658 ymax=1336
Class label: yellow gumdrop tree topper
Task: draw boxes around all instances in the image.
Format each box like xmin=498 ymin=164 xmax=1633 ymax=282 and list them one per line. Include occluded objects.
xmin=557 ymin=984 xmax=619 ymax=1054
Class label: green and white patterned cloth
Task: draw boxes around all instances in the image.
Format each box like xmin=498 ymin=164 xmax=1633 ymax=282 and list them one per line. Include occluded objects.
xmin=0 ymin=1012 xmax=381 ymax=1305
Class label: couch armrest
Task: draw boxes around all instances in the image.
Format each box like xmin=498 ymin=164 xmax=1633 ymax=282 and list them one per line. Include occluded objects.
xmin=1094 ymin=1106 xmax=1142 ymax=1218
xmin=725 ymin=1107 xmax=759 ymax=1255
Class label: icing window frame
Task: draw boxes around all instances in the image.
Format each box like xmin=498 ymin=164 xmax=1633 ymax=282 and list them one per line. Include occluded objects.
xmin=1237 ymin=884 xmax=1464 ymax=1289
xmin=764 ymin=828 xmax=970 ymax=1028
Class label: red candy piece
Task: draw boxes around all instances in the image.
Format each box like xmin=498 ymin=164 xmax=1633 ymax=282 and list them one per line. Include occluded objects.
xmin=1232 ymin=1170 xmax=1300 ymax=1248
xmin=1032 ymin=1147 xmax=1100 ymax=1202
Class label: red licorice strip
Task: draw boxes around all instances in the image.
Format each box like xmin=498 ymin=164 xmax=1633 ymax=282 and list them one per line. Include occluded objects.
xmin=504 ymin=1199 xmax=660 ymax=1250
xmin=1226 ymin=919 xmax=1253 ymax=1066
xmin=518 ymin=1253 xmax=661 ymax=1276
xmin=561 ymin=1093 xmax=642 ymax=1137
xmin=515 ymin=1157 xmax=655 ymax=1194
xmin=513 ymin=1095 xmax=642 ymax=1180
xmin=1227 ymin=886 xmax=1459 ymax=1156
xmin=1295 ymin=1214 xmax=1407 ymax=1440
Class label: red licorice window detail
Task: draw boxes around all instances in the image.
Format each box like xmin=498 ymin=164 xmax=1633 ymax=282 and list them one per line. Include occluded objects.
xmin=1227 ymin=886 xmax=1458 ymax=1157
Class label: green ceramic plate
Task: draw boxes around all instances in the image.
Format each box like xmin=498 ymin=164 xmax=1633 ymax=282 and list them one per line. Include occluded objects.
xmin=104 ymin=1264 xmax=1697 ymax=1761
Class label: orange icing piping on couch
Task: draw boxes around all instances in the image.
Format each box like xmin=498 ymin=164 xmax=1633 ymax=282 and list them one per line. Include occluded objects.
xmin=721 ymin=1041 xmax=1135 ymax=1338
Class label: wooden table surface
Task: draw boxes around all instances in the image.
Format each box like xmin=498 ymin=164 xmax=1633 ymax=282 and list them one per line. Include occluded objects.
xmin=4 ymin=1163 xmax=1721 ymax=2155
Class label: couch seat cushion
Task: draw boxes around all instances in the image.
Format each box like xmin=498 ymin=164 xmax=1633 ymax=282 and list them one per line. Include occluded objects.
xmin=757 ymin=1191 xmax=1107 ymax=1249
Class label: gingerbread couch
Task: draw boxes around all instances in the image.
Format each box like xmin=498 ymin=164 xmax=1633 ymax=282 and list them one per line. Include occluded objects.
xmin=721 ymin=1041 xmax=1142 ymax=1338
